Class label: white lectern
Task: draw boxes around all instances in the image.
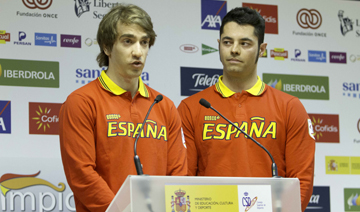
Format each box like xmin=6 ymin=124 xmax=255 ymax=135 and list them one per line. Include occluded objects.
xmin=106 ymin=175 xmax=301 ymax=212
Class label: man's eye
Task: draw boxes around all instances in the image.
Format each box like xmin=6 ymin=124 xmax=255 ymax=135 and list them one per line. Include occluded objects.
xmin=141 ymin=40 xmax=149 ymax=45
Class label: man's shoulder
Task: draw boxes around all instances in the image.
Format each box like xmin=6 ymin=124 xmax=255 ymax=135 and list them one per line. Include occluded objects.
xmin=264 ymin=84 xmax=298 ymax=102
xmin=67 ymin=79 xmax=100 ymax=101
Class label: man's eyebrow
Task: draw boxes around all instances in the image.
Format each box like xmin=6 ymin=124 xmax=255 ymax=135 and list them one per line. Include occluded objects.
xmin=119 ymin=34 xmax=150 ymax=39
xmin=221 ymin=36 xmax=254 ymax=42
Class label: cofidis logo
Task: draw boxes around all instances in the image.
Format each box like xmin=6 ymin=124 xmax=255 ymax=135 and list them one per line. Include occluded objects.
xmin=308 ymin=50 xmax=326 ymax=63
xmin=180 ymin=67 xmax=221 ymax=96
xmin=201 ymin=0 xmax=227 ymax=30
xmin=0 ymin=59 xmax=59 ymax=88
xmin=305 ymin=186 xmax=330 ymax=212
xmin=0 ymin=101 xmax=11 ymax=134
xmin=29 ymin=102 xmax=61 ymax=135
xmin=35 ymin=33 xmax=57 ymax=47
xmin=308 ymin=114 xmax=339 ymax=143
xmin=263 ymin=73 xmax=329 ymax=100
xmin=0 ymin=171 xmax=74 ymax=212
xmin=242 ymin=3 xmax=278 ymax=34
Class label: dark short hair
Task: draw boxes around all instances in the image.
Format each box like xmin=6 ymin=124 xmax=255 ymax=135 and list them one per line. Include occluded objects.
xmin=96 ymin=4 xmax=156 ymax=67
xmin=220 ymin=7 xmax=265 ymax=46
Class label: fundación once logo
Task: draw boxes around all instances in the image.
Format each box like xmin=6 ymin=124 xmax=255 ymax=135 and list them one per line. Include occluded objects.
xmin=0 ymin=171 xmax=75 ymax=212
xmin=308 ymin=113 xmax=340 ymax=143
xmin=180 ymin=67 xmax=222 ymax=96
xmin=0 ymin=59 xmax=59 ymax=88
xmin=0 ymin=30 xmax=10 ymax=44
xmin=297 ymin=8 xmax=322 ymax=30
xmin=35 ymin=32 xmax=57 ymax=47
xmin=330 ymin=52 xmax=347 ymax=64
xmin=242 ymin=3 xmax=278 ymax=34
xmin=201 ymin=0 xmax=227 ymax=30
xmin=22 ymin=0 xmax=53 ymax=10
xmin=263 ymin=73 xmax=329 ymax=100
xmin=60 ymin=34 xmax=81 ymax=48
xmin=342 ymin=82 xmax=360 ymax=99
xmin=305 ymin=186 xmax=330 ymax=212
xmin=29 ymin=102 xmax=62 ymax=135
xmin=0 ymin=101 xmax=11 ymax=134
xmin=308 ymin=50 xmax=326 ymax=63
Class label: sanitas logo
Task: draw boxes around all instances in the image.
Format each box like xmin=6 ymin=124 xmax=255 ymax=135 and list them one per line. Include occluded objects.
xmin=0 ymin=101 xmax=11 ymax=134
xmin=263 ymin=73 xmax=329 ymax=100
xmin=343 ymin=82 xmax=360 ymax=99
xmin=242 ymin=3 xmax=278 ymax=34
xmin=0 ymin=59 xmax=59 ymax=88
xmin=180 ymin=67 xmax=221 ymax=96
xmin=202 ymin=44 xmax=218 ymax=55
xmin=0 ymin=30 xmax=10 ymax=44
xmin=308 ymin=50 xmax=326 ymax=63
xmin=35 ymin=33 xmax=57 ymax=47
xmin=308 ymin=114 xmax=339 ymax=143
xmin=0 ymin=171 xmax=74 ymax=212
xmin=29 ymin=103 xmax=62 ymax=135
xmin=201 ymin=0 xmax=227 ymax=30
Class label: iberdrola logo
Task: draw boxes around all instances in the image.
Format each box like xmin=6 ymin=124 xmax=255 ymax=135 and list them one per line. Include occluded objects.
xmin=0 ymin=171 xmax=65 ymax=196
xmin=267 ymin=79 xmax=282 ymax=90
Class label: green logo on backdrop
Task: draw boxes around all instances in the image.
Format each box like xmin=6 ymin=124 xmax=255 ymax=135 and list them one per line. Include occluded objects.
xmin=263 ymin=73 xmax=329 ymax=100
xmin=0 ymin=59 xmax=59 ymax=88
xmin=344 ymin=188 xmax=360 ymax=211
xmin=202 ymin=44 xmax=218 ymax=55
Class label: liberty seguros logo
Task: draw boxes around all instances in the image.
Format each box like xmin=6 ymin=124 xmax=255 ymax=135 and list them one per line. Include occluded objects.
xmin=75 ymin=0 xmax=91 ymax=17
xmin=29 ymin=102 xmax=62 ymax=135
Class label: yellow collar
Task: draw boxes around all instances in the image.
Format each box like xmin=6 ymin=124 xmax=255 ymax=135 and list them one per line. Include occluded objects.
xmin=215 ymin=75 xmax=266 ymax=97
xmin=98 ymin=71 xmax=149 ymax=97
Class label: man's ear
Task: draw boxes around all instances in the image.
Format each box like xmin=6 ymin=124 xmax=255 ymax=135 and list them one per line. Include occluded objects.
xmin=259 ymin=42 xmax=267 ymax=57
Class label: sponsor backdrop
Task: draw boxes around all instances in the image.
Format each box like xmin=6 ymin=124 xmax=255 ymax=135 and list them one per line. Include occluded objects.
xmin=0 ymin=0 xmax=359 ymax=211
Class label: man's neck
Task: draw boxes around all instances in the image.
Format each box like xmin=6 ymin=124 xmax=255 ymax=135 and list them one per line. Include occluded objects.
xmin=106 ymin=68 xmax=139 ymax=98
xmin=222 ymin=71 xmax=258 ymax=93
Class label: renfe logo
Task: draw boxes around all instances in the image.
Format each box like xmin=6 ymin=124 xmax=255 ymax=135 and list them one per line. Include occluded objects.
xmin=61 ymin=34 xmax=81 ymax=48
xmin=0 ymin=101 xmax=11 ymax=134
xmin=201 ymin=0 xmax=227 ymax=30
xmin=181 ymin=67 xmax=222 ymax=96
xmin=29 ymin=102 xmax=62 ymax=135
xmin=242 ymin=3 xmax=278 ymax=34
xmin=35 ymin=33 xmax=57 ymax=47
xmin=330 ymin=52 xmax=347 ymax=64
xmin=308 ymin=50 xmax=326 ymax=63
xmin=308 ymin=114 xmax=340 ymax=143
xmin=305 ymin=186 xmax=330 ymax=212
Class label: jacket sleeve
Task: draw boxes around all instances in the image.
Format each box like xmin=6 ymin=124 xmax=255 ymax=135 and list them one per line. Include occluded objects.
xmin=177 ymin=100 xmax=198 ymax=176
xmin=59 ymin=94 xmax=114 ymax=212
xmin=285 ymin=98 xmax=315 ymax=212
xmin=166 ymin=103 xmax=188 ymax=176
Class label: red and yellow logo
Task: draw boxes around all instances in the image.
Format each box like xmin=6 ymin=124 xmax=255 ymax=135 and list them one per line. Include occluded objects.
xmin=29 ymin=102 xmax=62 ymax=135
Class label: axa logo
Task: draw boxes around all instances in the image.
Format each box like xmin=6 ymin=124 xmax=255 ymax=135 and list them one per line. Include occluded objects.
xmin=297 ymin=9 xmax=322 ymax=29
xmin=75 ymin=0 xmax=91 ymax=17
xmin=0 ymin=171 xmax=75 ymax=212
xmin=242 ymin=3 xmax=278 ymax=34
xmin=0 ymin=101 xmax=11 ymax=134
xmin=0 ymin=30 xmax=10 ymax=44
xmin=201 ymin=0 xmax=227 ymax=30
xmin=29 ymin=102 xmax=62 ymax=135
xmin=22 ymin=0 xmax=53 ymax=10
